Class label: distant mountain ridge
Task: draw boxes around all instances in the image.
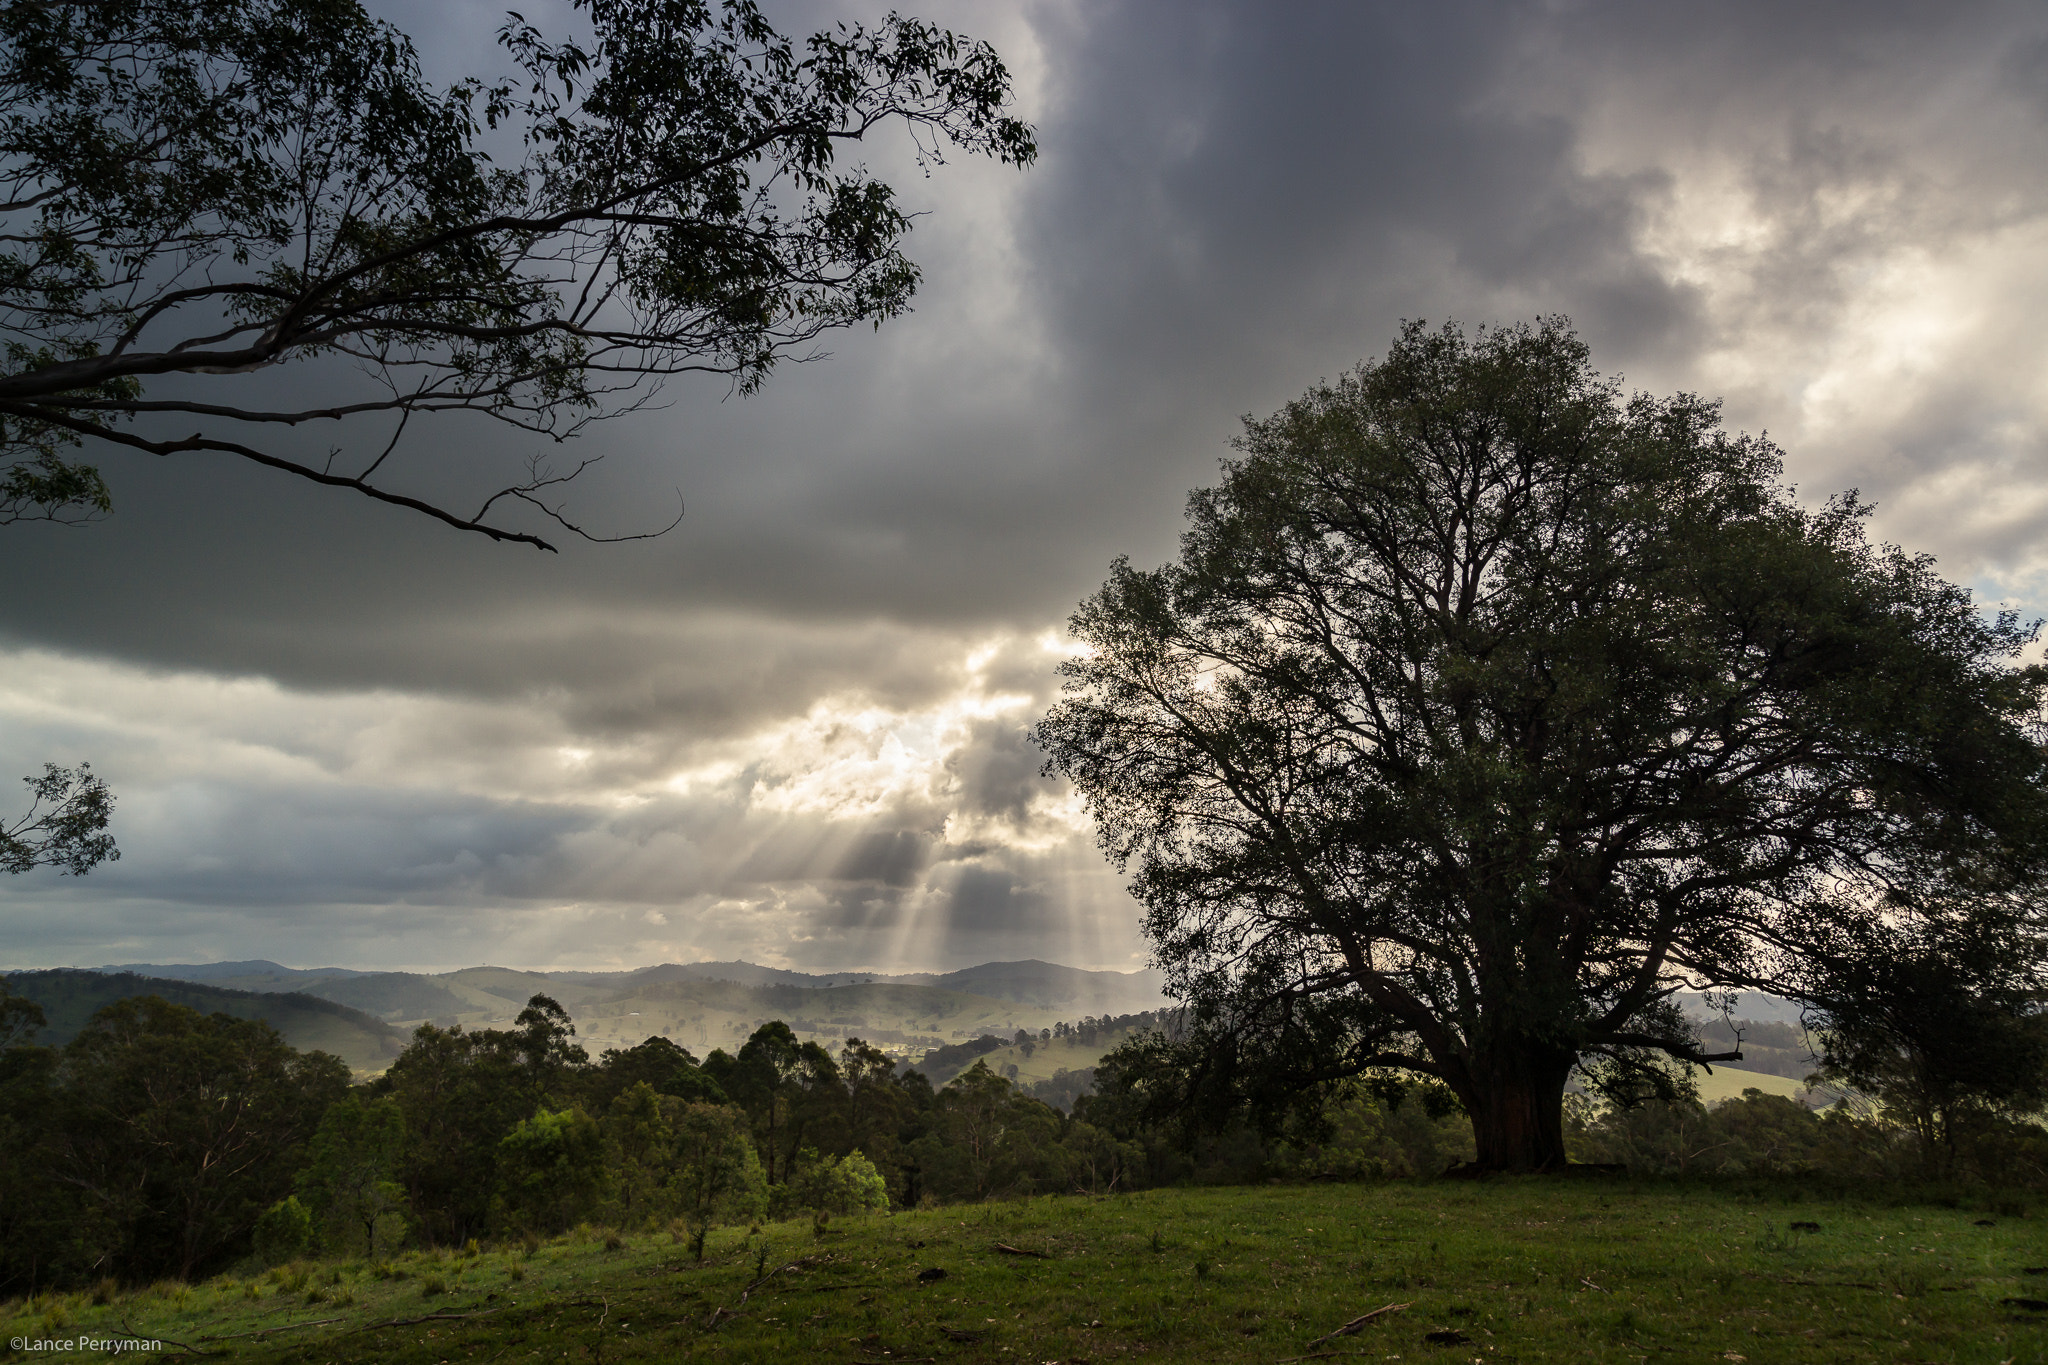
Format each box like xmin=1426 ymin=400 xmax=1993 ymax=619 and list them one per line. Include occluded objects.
xmin=0 ymin=957 xmax=1168 ymax=1071
xmin=47 ymin=956 xmax=1167 ymax=1017
xmin=94 ymin=959 xmax=376 ymax=981
xmin=598 ymin=958 xmax=1165 ymax=1009
xmin=2 ymin=969 xmax=405 ymax=1073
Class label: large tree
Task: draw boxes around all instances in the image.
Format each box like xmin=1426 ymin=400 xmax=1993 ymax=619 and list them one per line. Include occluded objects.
xmin=47 ymin=996 xmax=349 ymax=1281
xmin=1038 ymin=319 xmax=2048 ymax=1172
xmin=0 ymin=0 xmax=1033 ymax=547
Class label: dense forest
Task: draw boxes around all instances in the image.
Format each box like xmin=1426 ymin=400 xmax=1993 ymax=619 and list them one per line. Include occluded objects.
xmin=0 ymin=985 xmax=1181 ymax=1292
xmin=3 ymin=982 xmax=2044 ymax=1296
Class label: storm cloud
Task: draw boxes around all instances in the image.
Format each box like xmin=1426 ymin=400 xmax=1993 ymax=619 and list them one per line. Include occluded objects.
xmin=4 ymin=0 xmax=2047 ymax=970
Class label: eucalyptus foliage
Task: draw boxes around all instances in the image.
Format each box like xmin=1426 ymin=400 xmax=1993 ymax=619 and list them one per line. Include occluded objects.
xmin=0 ymin=0 xmax=1033 ymax=546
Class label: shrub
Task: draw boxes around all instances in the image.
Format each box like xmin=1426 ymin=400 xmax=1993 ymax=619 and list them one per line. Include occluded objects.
xmin=253 ymin=1197 xmax=313 ymax=1266
xmin=775 ymin=1150 xmax=892 ymax=1218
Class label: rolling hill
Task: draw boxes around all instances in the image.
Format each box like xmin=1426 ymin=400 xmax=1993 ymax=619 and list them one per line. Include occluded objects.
xmin=7 ymin=960 xmax=1831 ymax=1112
xmin=2 ymin=956 xmax=1168 ymax=1074
xmin=3 ymin=969 xmax=407 ymax=1073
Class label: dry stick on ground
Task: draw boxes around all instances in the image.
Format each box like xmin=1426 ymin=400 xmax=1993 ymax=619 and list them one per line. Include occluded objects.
xmin=992 ymin=1244 xmax=1049 ymax=1258
xmin=196 ymin=1315 xmax=348 ymax=1341
xmin=1304 ymin=1301 xmax=1411 ymax=1349
xmin=706 ymin=1257 xmax=821 ymax=1329
xmin=120 ymin=1320 xmax=223 ymax=1357
xmin=338 ymin=1308 xmax=507 ymax=1335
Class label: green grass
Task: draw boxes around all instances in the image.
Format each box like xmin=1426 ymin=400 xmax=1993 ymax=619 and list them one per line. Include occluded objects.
xmin=961 ymin=1030 xmax=1135 ymax=1086
xmin=1692 ymin=1065 xmax=1821 ymax=1105
xmin=7 ymin=1181 xmax=2046 ymax=1363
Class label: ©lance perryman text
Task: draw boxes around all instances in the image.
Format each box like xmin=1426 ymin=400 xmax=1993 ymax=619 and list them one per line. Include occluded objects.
xmin=8 ymin=1339 xmax=162 ymax=1354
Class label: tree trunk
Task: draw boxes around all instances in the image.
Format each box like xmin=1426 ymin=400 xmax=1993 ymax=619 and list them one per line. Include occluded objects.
xmin=1460 ymin=1048 xmax=1575 ymax=1172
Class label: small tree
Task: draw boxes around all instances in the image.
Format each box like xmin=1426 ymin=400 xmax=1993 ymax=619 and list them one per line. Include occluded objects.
xmin=0 ymin=0 xmax=1034 ymax=545
xmin=839 ymin=1037 xmax=919 ymax=1199
xmin=1040 ymin=319 xmax=2048 ymax=1172
xmin=669 ymin=1099 xmax=766 ymax=1230
xmin=495 ymin=1106 xmax=605 ymax=1234
xmin=251 ymin=1195 xmax=312 ymax=1266
xmin=782 ymin=1149 xmax=889 ymax=1216
xmin=296 ymin=1094 xmax=409 ymax=1255
xmin=510 ymin=994 xmax=589 ymax=1107
xmin=1808 ymin=920 xmax=2048 ymax=1177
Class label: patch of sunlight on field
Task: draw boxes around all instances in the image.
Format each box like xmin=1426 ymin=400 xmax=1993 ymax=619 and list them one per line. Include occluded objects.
xmin=1694 ymin=1065 xmax=1830 ymax=1106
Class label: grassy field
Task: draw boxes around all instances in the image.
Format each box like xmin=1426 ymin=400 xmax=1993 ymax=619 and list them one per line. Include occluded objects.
xmin=1692 ymin=1066 xmax=1824 ymax=1105
xmin=961 ymin=1031 xmax=1125 ymax=1087
xmin=8 ymin=1180 xmax=2045 ymax=1363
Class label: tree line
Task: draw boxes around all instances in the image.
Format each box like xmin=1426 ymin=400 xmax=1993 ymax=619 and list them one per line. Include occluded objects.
xmin=6 ymin=973 xmax=2044 ymax=1296
xmin=0 ymin=986 xmax=1162 ymax=1293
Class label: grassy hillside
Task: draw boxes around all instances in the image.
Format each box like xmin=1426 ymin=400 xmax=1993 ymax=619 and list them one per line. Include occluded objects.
xmin=929 ymin=1027 xmax=1143 ymax=1088
xmin=8 ymin=1180 xmax=2040 ymax=1363
xmin=1694 ymin=1065 xmax=1834 ymax=1106
xmin=2 ymin=970 xmax=406 ymax=1073
xmin=922 ymin=959 xmax=1166 ymax=1014
xmin=286 ymin=971 xmax=468 ymax=1023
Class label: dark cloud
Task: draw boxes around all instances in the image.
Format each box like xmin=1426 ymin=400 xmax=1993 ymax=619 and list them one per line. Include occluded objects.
xmin=5 ymin=0 xmax=2047 ymax=969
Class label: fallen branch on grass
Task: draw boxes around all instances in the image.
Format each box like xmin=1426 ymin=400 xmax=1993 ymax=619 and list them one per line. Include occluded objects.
xmin=341 ymin=1308 xmax=505 ymax=1335
xmin=121 ymin=1320 xmax=223 ymax=1357
xmin=1304 ymin=1301 xmax=1410 ymax=1348
xmin=196 ymin=1315 xmax=347 ymax=1341
xmin=706 ymin=1256 xmax=823 ymax=1329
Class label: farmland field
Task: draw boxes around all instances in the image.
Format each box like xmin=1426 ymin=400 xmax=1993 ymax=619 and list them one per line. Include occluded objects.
xmin=8 ymin=1179 xmax=2044 ymax=1363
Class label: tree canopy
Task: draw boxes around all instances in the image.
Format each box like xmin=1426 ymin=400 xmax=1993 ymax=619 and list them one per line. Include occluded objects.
xmin=1038 ymin=318 xmax=2048 ymax=1172
xmin=1808 ymin=915 xmax=2048 ymax=1175
xmin=0 ymin=0 xmax=1034 ymax=547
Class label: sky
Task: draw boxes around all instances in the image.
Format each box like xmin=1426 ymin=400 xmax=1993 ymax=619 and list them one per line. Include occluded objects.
xmin=5 ymin=0 xmax=2048 ymax=974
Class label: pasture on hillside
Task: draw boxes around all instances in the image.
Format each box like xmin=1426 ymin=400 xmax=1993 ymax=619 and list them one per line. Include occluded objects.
xmin=8 ymin=1180 xmax=2043 ymax=1363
